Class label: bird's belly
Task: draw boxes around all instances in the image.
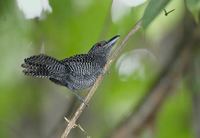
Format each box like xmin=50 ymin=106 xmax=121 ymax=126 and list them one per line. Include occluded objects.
xmin=68 ymin=69 xmax=103 ymax=90
xmin=67 ymin=64 xmax=104 ymax=90
xmin=72 ymin=75 xmax=97 ymax=90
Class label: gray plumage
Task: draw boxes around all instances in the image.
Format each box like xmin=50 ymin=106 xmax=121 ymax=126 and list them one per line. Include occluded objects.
xmin=21 ymin=35 xmax=120 ymax=91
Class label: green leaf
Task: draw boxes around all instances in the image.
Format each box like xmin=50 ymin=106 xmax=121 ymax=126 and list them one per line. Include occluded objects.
xmin=186 ymin=0 xmax=200 ymax=23
xmin=142 ymin=0 xmax=171 ymax=28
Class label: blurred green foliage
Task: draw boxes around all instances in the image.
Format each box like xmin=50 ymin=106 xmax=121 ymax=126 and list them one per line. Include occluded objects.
xmin=0 ymin=0 xmax=197 ymax=138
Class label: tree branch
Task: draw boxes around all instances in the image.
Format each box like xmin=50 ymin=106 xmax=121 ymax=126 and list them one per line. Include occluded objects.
xmin=110 ymin=12 xmax=198 ymax=138
xmin=61 ymin=20 xmax=142 ymax=138
xmin=111 ymin=42 xmax=192 ymax=138
xmin=187 ymin=25 xmax=200 ymax=138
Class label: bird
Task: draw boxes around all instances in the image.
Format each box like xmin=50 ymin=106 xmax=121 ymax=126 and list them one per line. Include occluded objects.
xmin=21 ymin=35 xmax=120 ymax=102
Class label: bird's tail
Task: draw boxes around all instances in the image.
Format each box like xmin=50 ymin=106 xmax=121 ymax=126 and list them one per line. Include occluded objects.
xmin=21 ymin=54 xmax=64 ymax=78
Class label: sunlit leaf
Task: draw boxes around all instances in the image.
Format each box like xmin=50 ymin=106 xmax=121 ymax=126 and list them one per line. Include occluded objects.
xmin=116 ymin=49 xmax=157 ymax=81
xmin=16 ymin=0 xmax=52 ymax=19
xmin=111 ymin=0 xmax=146 ymax=23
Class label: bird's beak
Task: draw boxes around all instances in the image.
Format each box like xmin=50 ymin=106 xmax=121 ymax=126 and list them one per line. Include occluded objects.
xmin=106 ymin=35 xmax=120 ymax=47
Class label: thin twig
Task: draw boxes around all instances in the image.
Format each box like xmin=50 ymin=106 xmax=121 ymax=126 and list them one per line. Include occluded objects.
xmin=64 ymin=117 xmax=87 ymax=135
xmin=61 ymin=20 xmax=142 ymax=138
xmin=163 ymin=8 xmax=175 ymax=16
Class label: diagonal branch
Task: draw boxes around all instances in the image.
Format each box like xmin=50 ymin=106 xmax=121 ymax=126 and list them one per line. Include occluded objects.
xmin=110 ymin=43 xmax=192 ymax=138
xmin=61 ymin=20 xmax=142 ymax=138
xmin=110 ymin=12 xmax=198 ymax=138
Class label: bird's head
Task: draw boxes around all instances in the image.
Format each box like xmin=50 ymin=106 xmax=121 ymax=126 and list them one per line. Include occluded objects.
xmin=88 ymin=35 xmax=120 ymax=58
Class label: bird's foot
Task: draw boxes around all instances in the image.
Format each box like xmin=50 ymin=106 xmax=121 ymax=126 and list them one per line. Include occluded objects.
xmin=72 ymin=91 xmax=88 ymax=107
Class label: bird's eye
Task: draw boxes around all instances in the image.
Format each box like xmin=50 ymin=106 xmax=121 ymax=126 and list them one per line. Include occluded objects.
xmin=96 ymin=43 xmax=101 ymax=47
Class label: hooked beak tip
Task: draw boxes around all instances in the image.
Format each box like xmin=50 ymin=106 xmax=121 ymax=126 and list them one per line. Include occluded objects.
xmin=107 ymin=35 xmax=120 ymax=47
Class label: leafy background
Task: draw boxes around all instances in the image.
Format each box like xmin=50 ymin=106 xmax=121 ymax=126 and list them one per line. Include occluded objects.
xmin=0 ymin=0 xmax=199 ymax=138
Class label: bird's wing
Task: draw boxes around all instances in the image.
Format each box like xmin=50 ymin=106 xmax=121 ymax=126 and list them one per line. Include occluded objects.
xmin=61 ymin=55 xmax=102 ymax=79
xmin=60 ymin=55 xmax=105 ymax=89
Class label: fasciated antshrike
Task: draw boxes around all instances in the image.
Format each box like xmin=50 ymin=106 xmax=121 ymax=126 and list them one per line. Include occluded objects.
xmin=21 ymin=35 xmax=120 ymax=102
